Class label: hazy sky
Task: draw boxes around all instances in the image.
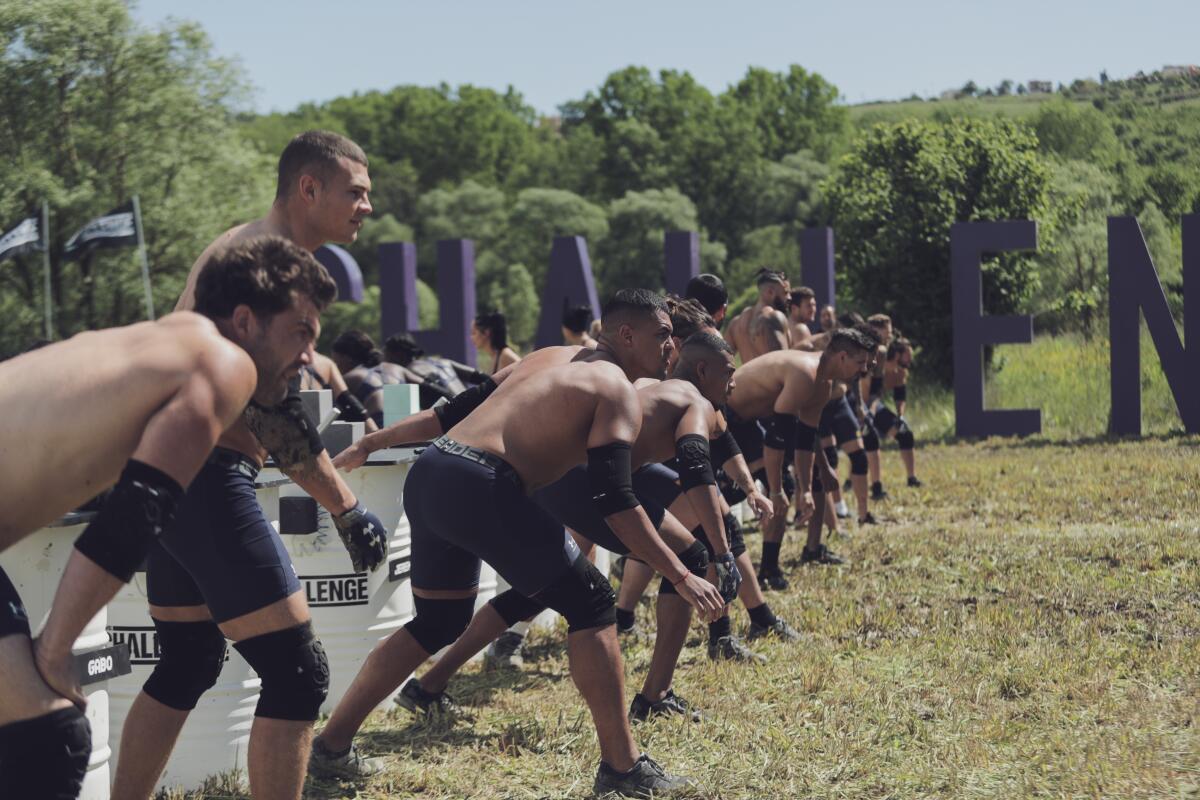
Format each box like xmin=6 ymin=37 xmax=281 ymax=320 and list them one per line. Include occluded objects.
xmin=134 ymin=0 xmax=1200 ymax=114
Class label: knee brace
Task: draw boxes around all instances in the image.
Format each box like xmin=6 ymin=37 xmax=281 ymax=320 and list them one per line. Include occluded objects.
xmin=862 ymin=425 xmax=881 ymax=453
xmin=823 ymin=445 xmax=839 ymax=470
xmin=848 ymin=449 xmax=869 ymax=476
xmin=659 ymin=541 xmax=709 ymax=596
xmin=531 ymin=555 xmax=616 ymax=633
xmin=0 ymin=706 xmax=90 ymax=800
xmin=896 ymin=420 xmax=914 ymax=450
xmin=404 ymin=595 xmax=476 ymax=654
xmin=489 ymin=588 xmax=547 ymax=628
xmin=143 ymin=619 xmax=227 ymax=711
xmin=233 ymin=622 xmax=329 ymax=721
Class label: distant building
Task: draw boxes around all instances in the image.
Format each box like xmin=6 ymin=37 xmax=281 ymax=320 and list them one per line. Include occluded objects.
xmin=939 ymin=88 xmax=960 ymax=100
xmin=1162 ymin=65 xmax=1200 ymax=78
xmin=1028 ymin=80 xmax=1053 ymax=94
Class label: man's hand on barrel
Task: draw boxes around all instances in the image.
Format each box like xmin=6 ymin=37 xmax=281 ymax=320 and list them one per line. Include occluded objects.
xmin=332 ymin=502 xmax=388 ymax=572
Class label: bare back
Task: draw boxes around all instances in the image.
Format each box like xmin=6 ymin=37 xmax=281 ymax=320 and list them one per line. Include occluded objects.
xmin=0 ymin=314 xmax=252 ymax=546
xmin=726 ymin=349 xmax=830 ymax=427
xmin=731 ymin=302 xmax=790 ymax=362
xmin=449 ymin=347 xmax=639 ymax=492
xmin=630 ymin=380 xmax=718 ymax=467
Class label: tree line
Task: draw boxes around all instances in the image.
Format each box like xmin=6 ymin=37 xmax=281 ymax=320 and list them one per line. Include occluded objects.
xmin=0 ymin=0 xmax=1192 ymax=381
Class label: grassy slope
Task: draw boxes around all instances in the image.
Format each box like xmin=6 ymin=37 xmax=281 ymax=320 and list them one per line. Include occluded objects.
xmin=176 ymin=432 xmax=1199 ymax=800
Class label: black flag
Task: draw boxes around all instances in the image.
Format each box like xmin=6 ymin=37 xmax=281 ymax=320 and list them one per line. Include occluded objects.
xmin=0 ymin=214 xmax=44 ymax=264
xmin=63 ymin=201 xmax=137 ymax=259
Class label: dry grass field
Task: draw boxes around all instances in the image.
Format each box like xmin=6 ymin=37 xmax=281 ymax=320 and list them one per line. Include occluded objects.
xmin=172 ymin=432 xmax=1200 ymax=799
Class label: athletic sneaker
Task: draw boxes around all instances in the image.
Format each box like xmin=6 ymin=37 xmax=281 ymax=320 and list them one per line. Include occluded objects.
xmin=394 ymin=677 xmax=460 ymax=718
xmin=629 ymin=689 xmax=704 ymax=722
xmin=800 ymin=544 xmax=846 ymax=565
xmin=757 ymin=567 xmax=789 ymax=591
xmin=858 ymin=512 xmax=878 ymax=526
xmin=593 ymin=753 xmax=695 ymax=798
xmin=484 ymin=630 xmax=525 ymax=670
xmin=907 ymin=476 xmax=923 ymax=488
xmin=746 ymin=616 xmax=802 ymax=642
xmin=308 ymin=738 xmax=385 ymax=780
xmin=835 ymin=499 xmax=851 ymax=519
xmin=870 ymin=481 xmax=889 ymax=501
xmin=707 ymin=634 xmax=767 ymax=664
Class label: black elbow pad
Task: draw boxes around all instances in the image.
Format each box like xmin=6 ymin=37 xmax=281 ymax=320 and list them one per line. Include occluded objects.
xmin=763 ymin=413 xmax=797 ymax=450
xmin=676 ymin=434 xmax=717 ymax=491
xmin=434 ymin=378 xmax=497 ymax=431
xmin=794 ymin=421 xmax=818 ymax=452
xmin=587 ymin=442 xmax=639 ymax=517
xmin=243 ymin=388 xmax=326 ymax=470
xmin=868 ymin=375 xmax=884 ymax=402
xmin=709 ymin=429 xmax=741 ymax=468
xmin=893 ymin=384 xmax=907 ymax=404
xmin=334 ymin=390 xmax=369 ymax=423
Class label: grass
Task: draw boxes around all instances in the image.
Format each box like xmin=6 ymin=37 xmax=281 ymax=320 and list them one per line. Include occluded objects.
xmin=907 ymin=330 xmax=1185 ymax=441
xmin=168 ymin=433 xmax=1200 ymax=799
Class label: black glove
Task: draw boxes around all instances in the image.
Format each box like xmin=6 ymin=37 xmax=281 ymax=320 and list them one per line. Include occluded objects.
xmin=332 ymin=502 xmax=387 ymax=573
xmin=714 ymin=552 xmax=741 ymax=604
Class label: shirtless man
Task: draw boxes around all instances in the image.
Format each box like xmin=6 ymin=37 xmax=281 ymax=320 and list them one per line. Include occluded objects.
xmin=860 ymin=314 xmax=894 ymax=501
xmin=110 ymin=132 xmax=389 ymax=800
xmin=374 ymin=332 xmax=744 ymax=723
xmin=684 ymin=273 xmax=729 ymax=327
xmin=299 ymin=351 xmax=377 ymax=432
xmin=314 ymin=290 xmax=724 ymax=797
xmin=726 ymin=269 xmax=791 ymax=361
xmin=0 ymin=238 xmax=338 ymax=800
xmin=562 ymin=304 xmax=599 ymax=348
xmin=725 ymin=330 xmax=877 ymax=589
xmin=788 ymin=286 xmax=818 ymax=349
xmin=863 ymin=336 xmax=921 ymax=491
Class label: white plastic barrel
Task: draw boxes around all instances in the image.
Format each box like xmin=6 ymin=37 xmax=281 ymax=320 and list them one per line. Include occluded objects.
xmin=278 ymin=449 xmax=418 ymax=713
xmin=0 ymin=517 xmax=128 ymax=800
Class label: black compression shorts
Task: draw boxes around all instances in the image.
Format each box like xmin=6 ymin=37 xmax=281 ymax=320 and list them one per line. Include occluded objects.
xmin=819 ymin=396 xmax=861 ymax=446
xmin=0 ymin=566 xmax=30 ymax=640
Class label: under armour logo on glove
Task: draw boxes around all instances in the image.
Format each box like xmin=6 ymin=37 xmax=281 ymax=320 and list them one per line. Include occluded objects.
xmin=714 ymin=553 xmax=741 ymax=604
xmin=332 ymin=502 xmax=388 ymax=573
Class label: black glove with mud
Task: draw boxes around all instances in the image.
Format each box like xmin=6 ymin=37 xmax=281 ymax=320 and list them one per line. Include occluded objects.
xmin=332 ymin=502 xmax=387 ymax=572
xmin=714 ymin=552 xmax=741 ymax=604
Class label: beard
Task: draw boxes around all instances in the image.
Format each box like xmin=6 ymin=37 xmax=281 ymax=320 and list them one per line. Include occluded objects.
xmin=770 ymin=296 xmax=788 ymax=312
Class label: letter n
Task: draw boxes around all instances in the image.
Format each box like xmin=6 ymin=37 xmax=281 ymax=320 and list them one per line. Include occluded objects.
xmin=1108 ymin=214 xmax=1198 ymax=434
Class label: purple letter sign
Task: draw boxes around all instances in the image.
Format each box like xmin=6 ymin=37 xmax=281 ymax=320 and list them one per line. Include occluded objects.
xmin=379 ymin=239 xmax=477 ymax=365
xmin=663 ymin=231 xmax=699 ymax=297
xmin=952 ymin=220 xmax=1041 ymax=438
xmin=314 ymin=244 xmax=364 ymax=303
xmin=1108 ymin=214 xmax=1199 ymax=435
xmin=534 ymin=236 xmax=602 ymax=350
xmin=800 ymin=227 xmax=836 ymax=326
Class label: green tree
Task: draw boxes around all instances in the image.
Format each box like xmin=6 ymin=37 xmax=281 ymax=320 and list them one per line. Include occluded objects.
xmin=479 ymin=262 xmax=538 ymax=349
xmin=0 ymin=0 xmax=272 ymax=356
xmin=824 ymin=118 xmax=1053 ymax=383
xmin=1029 ymin=99 xmax=1120 ymax=164
xmin=725 ymin=65 xmax=848 ymax=161
xmin=344 ymin=213 xmax=414 ymax=287
xmin=499 ymin=188 xmax=608 ymax=288
xmin=414 ymin=179 xmax=506 ymax=284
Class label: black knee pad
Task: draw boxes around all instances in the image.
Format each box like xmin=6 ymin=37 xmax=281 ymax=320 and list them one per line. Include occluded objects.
xmin=531 ymin=555 xmax=616 ymax=633
xmin=896 ymin=421 xmax=914 ymax=450
xmin=848 ymin=449 xmax=869 ymax=476
xmin=823 ymin=445 xmax=839 ymax=470
xmin=659 ymin=541 xmax=709 ymax=596
xmin=862 ymin=426 xmax=881 ymax=452
xmin=0 ymin=706 xmax=90 ymax=799
xmin=489 ymin=588 xmax=547 ymax=628
xmin=143 ymin=619 xmax=227 ymax=711
xmin=233 ymin=622 xmax=329 ymax=721
xmin=404 ymin=595 xmax=477 ymax=654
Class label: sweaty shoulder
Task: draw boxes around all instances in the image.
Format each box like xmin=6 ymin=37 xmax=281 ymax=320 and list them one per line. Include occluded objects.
xmin=160 ymin=311 xmax=256 ymax=394
xmin=176 ymin=221 xmax=259 ymax=311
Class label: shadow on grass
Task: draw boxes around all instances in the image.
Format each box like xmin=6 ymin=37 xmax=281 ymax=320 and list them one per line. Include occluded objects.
xmin=922 ymin=428 xmax=1196 ymax=449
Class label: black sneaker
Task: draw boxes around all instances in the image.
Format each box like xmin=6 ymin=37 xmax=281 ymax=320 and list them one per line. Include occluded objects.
xmin=308 ymin=737 xmax=385 ymax=780
xmin=484 ymin=630 xmax=525 ymax=670
xmin=757 ymin=567 xmax=789 ymax=591
xmin=706 ymin=634 xmax=767 ymax=664
xmin=629 ymin=689 xmax=704 ymax=722
xmin=394 ymin=677 xmax=460 ymax=718
xmin=800 ymin=544 xmax=846 ymax=565
xmin=907 ymin=476 xmax=923 ymax=488
xmin=593 ymin=753 xmax=695 ymax=798
xmin=858 ymin=512 xmax=878 ymax=526
xmin=746 ymin=617 xmax=802 ymax=642
xmin=871 ymin=482 xmax=889 ymax=501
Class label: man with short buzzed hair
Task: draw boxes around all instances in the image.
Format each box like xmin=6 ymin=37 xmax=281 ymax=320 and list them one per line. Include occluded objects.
xmin=725 ymin=268 xmax=791 ymax=360
xmin=110 ymin=131 xmax=390 ymax=800
xmin=684 ymin=273 xmax=729 ymax=327
xmin=316 ymin=289 xmax=725 ymax=797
